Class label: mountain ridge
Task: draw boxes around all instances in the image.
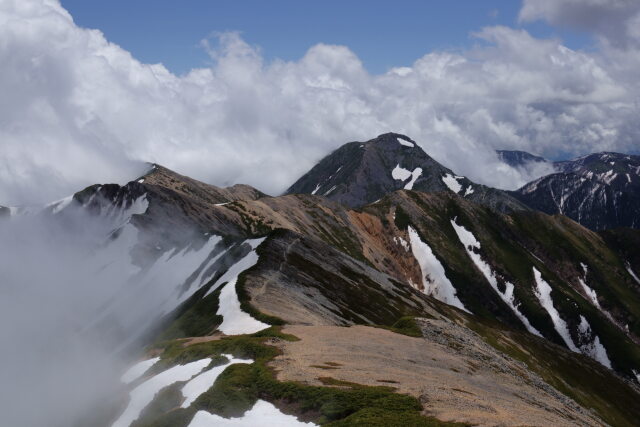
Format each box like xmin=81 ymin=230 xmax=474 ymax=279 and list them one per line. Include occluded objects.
xmin=4 ymin=135 xmax=640 ymax=426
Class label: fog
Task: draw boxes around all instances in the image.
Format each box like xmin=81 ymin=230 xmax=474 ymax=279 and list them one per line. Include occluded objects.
xmin=0 ymin=201 xmax=202 ymax=426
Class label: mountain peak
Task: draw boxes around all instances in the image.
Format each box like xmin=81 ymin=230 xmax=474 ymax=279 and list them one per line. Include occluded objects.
xmin=137 ymin=163 xmax=266 ymax=204
xmin=369 ymin=132 xmax=417 ymax=148
xmin=286 ymin=134 xmax=528 ymax=212
xmin=496 ymin=150 xmax=549 ymax=168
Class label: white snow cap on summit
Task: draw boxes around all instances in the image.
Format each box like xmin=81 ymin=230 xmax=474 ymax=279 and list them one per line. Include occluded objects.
xmin=397 ymin=137 xmax=415 ymax=148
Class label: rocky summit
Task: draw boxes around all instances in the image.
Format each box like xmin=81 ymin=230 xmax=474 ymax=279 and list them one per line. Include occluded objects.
xmin=286 ymin=133 xmax=528 ymax=213
xmin=4 ymin=134 xmax=640 ymax=427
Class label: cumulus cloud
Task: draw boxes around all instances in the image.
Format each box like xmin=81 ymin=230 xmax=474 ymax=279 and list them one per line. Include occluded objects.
xmin=1 ymin=0 xmax=640 ymax=204
xmin=519 ymin=0 xmax=640 ymax=49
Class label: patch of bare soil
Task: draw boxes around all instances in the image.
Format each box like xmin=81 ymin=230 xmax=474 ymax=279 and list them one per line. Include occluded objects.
xmin=269 ymin=321 xmax=604 ymax=427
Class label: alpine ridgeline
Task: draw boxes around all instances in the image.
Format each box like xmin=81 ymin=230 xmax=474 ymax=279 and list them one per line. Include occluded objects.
xmin=4 ymin=134 xmax=640 ymax=427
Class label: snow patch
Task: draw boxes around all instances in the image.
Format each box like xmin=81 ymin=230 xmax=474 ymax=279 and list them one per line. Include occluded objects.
xmin=578 ymin=263 xmax=600 ymax=309
xmin=181 ymin=354 xmax=253 ymax=408
xmin=391 ymin=164 xmax=412 ymax=181
xmin=324 ymin=185 xmax=337 ymax=196
xmin=450 ymin=218 xmax=540 ymax=335
xmin=532 ymin=268 xmax=579 ymax=352
xmin=112 ymin=359 xmax=212 ymax=427
xmin=188 ymin=400 xmax=316 ymax=427
xmin=578 ymin=279 xmax=600 ymax=308
xmin=202 ymin=238 xmax=269 ymax=334
xmin=397 ymin=137 xmax=414 ymax=147
xmin=217 ymin=278 xmax=269 ymax=335
xmin=404 ymin=168 xmax=422 ymax=190
xmin=464 ymin=186 xmax=474 ymax=197
xmin=577 ymin=315 xmax=612 ymax=368
xmin=311 ymin=184 xmax=321 ymax=195
xmin=206 ymin=238 xmax=265 ymax=299
xmin=121 ymin=357 xmax=161 ymax=385
xmin=408 ymin=226 xmax=469 ymax=312
xmin=392 ymin=165 xmax=422 ymax=190
xmin=393 ymin=236 xmax=410 ymax=252
xmin=442 ymin=174 xmax=462 ymax=193
xmin=626 ymin=263 xmax=640 ymax=285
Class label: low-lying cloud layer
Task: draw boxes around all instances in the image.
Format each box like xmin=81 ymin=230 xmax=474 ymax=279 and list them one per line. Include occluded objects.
xmin=1 ymin=0 xmax=640 ymax=205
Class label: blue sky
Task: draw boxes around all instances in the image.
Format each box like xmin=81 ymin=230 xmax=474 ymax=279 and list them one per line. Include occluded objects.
xmin=60 ymin=0 xmax=592 ymax=75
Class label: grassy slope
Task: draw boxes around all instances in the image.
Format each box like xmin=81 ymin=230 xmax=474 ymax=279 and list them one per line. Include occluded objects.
xmin=368 ymin=191 xmax=640 ymax=378
xmin=136 ymin=327 xmax=467 ymax=427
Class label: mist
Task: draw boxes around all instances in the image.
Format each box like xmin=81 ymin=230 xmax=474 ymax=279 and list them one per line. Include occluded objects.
xmin=0 ymin=200 xmax=206 ymax=427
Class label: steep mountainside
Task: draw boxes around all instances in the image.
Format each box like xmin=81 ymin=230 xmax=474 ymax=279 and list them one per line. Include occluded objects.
xmin=5 ymin=147 xmax=640 ymax=426
xmin=514 ymin=152 xmax=640 ymax=229
xmin=496 ymin=149 xmax=549 ymax=168
xmin=286 ymin=133 xmax=528 ymax=213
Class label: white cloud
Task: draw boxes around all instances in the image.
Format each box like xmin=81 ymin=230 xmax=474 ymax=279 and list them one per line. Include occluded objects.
xmin=1 ymin=0 xmax=640 ymax=204
xmin=519 ymin=0 xmax=640 ymax=49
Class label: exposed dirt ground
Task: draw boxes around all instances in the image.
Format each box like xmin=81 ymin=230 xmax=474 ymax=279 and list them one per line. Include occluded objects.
xmin=269 ymin=321 xmax=604 ymax=427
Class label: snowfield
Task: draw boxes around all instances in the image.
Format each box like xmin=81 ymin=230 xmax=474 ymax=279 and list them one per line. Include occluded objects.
xmin=578 ymin=263 xmax=600 ymax=309
xmin=532 ymin=268 xmax=579 ymax=352
xmin=450 ymin=218 xmax=541 ymax=336
xmin=391 ymin=164 xmax=422 ymax=190
xmin=407 ymin=226 xmax=469 ymax=312
xmin=397 ymin=137 xmax=414 ymax=147
xmin=113 ymin=358 xmax=212 ymax=427
xmin=188 ymin=400 xmax=316 ymax=427
xmin=203 ymin=238 xmax=270 ymax=335
xmin=181 ymin=355 xmax=253 ymax=408
xmin=442 ymin=173 xmax=462 ymax=193
xmin=217 ymin=278 xmax=269 ymax=334
xmin=577 ymin=316 xmax=612 ymax=368
xmin=533 ymin=269 xmax=612 ymax=368
xmin=627 ymin=263 xmax=640 ymax=285
xmin=392 ymin=164 xmax=412 ymax=181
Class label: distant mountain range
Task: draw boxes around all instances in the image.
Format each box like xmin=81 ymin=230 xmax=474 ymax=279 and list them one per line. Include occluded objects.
xmin=3 ymin=134 xmax=640 ymax=426
xmin=495 ymin=149 xmax=640 ymax=230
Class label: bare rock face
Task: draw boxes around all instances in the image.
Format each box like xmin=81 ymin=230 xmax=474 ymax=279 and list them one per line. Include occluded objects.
xmin=243 ymin=230 xmax=443 ymax=326
xmin=285 ymin=132 xmax=528 ymax=213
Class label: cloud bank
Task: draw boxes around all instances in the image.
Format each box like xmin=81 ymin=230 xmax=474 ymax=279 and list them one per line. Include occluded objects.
xmin=1 ymin=0 xmax=640 ymax=205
